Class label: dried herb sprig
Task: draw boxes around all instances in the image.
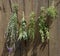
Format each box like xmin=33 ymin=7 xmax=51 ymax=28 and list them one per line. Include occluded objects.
xmin=28 ymin=12 xmax=35 ymax=40
xmin=47 ymin=1 xmax=57 ymax=19
xmin=39 ymin=7 xmax=47 ymax=42
xmin=39 ymin=1 xmax=57 ymax=43
xmin=6 ymin=4 xmax=18 ymax=53
xmin=18 ymin=12 xmax=28 ymax=40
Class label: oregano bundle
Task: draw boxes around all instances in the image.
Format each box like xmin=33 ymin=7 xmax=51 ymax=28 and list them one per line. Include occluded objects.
xmin=39 ymin=1 xmax=57 ymax=43
xmin=38 ymin=7 xmax=50 ymax=42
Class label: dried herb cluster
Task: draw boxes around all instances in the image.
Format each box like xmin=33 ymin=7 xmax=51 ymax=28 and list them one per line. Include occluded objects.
xmin=28 ymin=12 xmax=35 ymax=40
xmin=6 ymin=2 xmax=57 ymax=49
xmin=18 ymin=12 xmax=28 ymax=40
xmin=38 ymin=2 xmax=57 ymax=42
xmin=6 ymin=5 xmax=18 ymax=53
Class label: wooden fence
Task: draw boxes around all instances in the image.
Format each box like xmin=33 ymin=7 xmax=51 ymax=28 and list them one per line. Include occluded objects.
xmin=0 ymin=0 xmax=60 ymax=56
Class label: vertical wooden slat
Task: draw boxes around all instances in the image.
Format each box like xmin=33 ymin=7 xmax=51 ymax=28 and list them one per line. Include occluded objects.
xmin=1 ymin=0 xmax=59 ymax=56
xmin=49 ymin=0 xmax=60 ymax=56
xmin=33 ymin=0 xmax=49 ymax=56
xmin=24 ymin=0 xmax=33 ymax=24
xmin=1 ymin=0 xmax=12 ymax=56
xmin=0 ymin=0 xmax=4 ymax=56
xmin=57 ymin=1 xmax=60 ymax=55
xmin=0 ymin=0 xmax=3 ymax=43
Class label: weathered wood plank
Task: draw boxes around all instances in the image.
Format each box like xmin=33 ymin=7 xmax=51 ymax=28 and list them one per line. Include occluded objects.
xmin=0 ymin=0 xmax=4 ymax=56
xmin=49 ymin=0 xmax=60 ymax=56
xmin=0 ymin=0 xmax=57 ymax=56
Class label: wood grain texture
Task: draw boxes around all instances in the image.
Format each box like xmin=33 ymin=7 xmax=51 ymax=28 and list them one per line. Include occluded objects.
xmin=49 ymin=0 xmax=60 ymax=56
xmin=0 ymin=0 xmax=60 ymax=56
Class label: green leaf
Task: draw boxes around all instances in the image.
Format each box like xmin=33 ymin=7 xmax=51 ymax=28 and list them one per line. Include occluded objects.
xmin=18 ymin=12 xmax=28 ymax=40
xmin=28 ymin=12 xmax=35 ymax=40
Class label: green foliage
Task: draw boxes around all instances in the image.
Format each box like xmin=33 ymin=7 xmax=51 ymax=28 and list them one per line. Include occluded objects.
xmin=12 ymin=4 xmax=18 ymax=12
xmin=28 ymin=12 xmax=35 ymax=39
xmin=6 ymin=1 xmax=57 ymax=44
xmin=6 ymin=5 xmax=18 ymax=47
xmin=38 ymin=2 xmax=57 ymax=42
xmin=18 ymin=12 xmax=28 ymax=40
xmin=39 ymin=7 xmax=49 ymax=42
xmin=47 ymin=1 xmax=57 ymax=19
xmin=47 ymin=6 xmax=57 ymax=18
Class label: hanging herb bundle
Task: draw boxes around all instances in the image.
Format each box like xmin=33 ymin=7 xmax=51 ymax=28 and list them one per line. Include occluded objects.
xmin=5 ymin=1 xmax=57 ymax=47
xmin=18 ymin=12 xmax=28 ymax=40
xmin=39 ymin=1 xmax=57 ymax=43
xmin=28 ymin=12 xmax=35 ymax=40
xmin=38 ymin=7 xmax=49 ymax=42
xmin=47 ymin=1 xmax=57 ymax=19
xmin=6 ymin=5 xmax=18 ymax=53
